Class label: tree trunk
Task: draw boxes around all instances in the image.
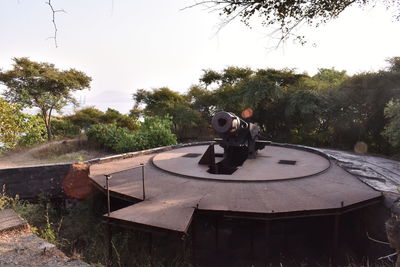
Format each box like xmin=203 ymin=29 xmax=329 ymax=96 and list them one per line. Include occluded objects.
xmin=46 ymin=125 xmax=52 ymax=141
xmin=41 ymin=109 xmax=52 ymax=141
xmin=47 ymin=108 xmax=53 ymax=141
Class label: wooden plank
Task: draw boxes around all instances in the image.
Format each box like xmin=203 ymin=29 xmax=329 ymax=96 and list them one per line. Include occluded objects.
xmin=0 ymin=209 xmax=27 ymax=232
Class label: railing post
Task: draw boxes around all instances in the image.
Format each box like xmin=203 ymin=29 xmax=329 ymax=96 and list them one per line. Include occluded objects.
xmin=105 ymin=174 xmax=112 ymax=216
xmin=141 ymin=163 xmax=145 ymax=200
xmin=104 ymin=174 xmax=112 ymax=266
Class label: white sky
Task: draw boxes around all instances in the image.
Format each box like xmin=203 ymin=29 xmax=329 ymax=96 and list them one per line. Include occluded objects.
xmin=0 ymin=0 xmax=399 ymax=114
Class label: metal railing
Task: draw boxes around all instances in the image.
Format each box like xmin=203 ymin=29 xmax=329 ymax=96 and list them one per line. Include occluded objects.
xmin=104 ymin=163 xmax=146 ymax=266
xmin=104 ymin=163 xmax=146 ymax=211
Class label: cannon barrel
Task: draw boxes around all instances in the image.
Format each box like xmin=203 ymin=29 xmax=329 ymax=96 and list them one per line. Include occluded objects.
xmin=199 ymin=110 xmax=269 ymax=174
xmin=211 ymin=111 xmax=248 ymax=134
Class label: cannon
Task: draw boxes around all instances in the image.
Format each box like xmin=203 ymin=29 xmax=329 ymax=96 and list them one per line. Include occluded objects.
xmin=199 ymin=111 xmax=270 ymax=174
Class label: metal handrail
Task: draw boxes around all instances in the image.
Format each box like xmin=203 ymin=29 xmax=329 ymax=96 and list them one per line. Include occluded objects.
xmin=104 ymin=163 xmax=146 ymax=267
xmin=104 ymin=163 xmax=146 ymax=217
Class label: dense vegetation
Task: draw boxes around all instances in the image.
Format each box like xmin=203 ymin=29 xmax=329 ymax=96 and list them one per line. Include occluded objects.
xmin=86 ymin=116 xmax=177 ymax=153
xmin=1 ymin=57 xmax=399 ymax=157
xmin=0 ymin=98 xmax=46 ymax=151
xmin=134 ymin=57 xmax=400 ymax=156
xmin=0 ymin=57 xmax=91 ymax=141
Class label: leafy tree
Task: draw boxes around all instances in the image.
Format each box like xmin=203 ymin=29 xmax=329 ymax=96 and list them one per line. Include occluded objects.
xmin=17 ymin=114 xmax=47 ymax=147
xmin=132 ymin=62 xmax=400 ymax=154
xmin=329 ymin=68 xmax=400 ymax=151
xmin=211 ymin=68 xmax=303 ymax=126
xmin=101 ymin=108 xmax=139 ymax=130
xmin=192 ymin=0 xmax=400 ymax=43
xmin=220 ymin=66 xmax=253 ymax=85
xmin=133 ymin=87 xmax=187 ymax=117
xmin=66 ymin=107 xmax=104 ymax=130
xmin=284 ymin=89 xmax=329 ymax=145
xmin=51 ymin=118 xmax=80 ymax=138
xmin=129 ymin=106 xmax=143 ymax=118
xmin=0 ymin=98 xmax=46 ymax=150
xmin=187 ymin=85 xmax=216 ymax=120
xmin=65 ymin=107 xmax=138 ymax=134
xmin=382 ymin=99 xmax=400 ymax=148
xmin=0 ymin=98 xmax=25 ymax=150
xmin=200 ymin=67 xmax=253 ymax=87
xmin=312 ymin=68 xmax=348 ymax=91
xmin=133 ymin=87 xmax=205 ymax=140
xmin=0 ymin=57 xmax=91 ymax=140
xmin=387 ymin=57 xmax=400 ymax=72
xmin=200 ymin=70 xmax=222 ymax=87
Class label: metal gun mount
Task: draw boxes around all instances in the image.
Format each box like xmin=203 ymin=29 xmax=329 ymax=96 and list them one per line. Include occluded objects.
xmin=199 ymin=111 xmax=270 ymax=174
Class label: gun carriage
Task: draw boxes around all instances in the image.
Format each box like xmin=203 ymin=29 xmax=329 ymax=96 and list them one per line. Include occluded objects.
xmin=199 ymin=111 xmax=270 ymax=174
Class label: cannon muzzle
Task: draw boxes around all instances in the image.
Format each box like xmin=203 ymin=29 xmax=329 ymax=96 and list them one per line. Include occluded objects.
xmin=211 ymin=111 xmax=248 ymax=134
xmin=200 ymin=110 xmax=269 ymax=175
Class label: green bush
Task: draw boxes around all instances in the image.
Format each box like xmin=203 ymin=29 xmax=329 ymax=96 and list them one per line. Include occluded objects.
xmin=17 ymin=114 xmax=47 ymax=147
xmin=51 ymin=118 xmax=81 ymax=138
xmin=86 ymin=123 xmax=128 ymax=151
xmin=136 ymin=116 xmax=177 ymax=149
xmin=0 ymin=98 xmax=47 ymax=150
xmin=86 ymin=116 xmax=177 ymax=153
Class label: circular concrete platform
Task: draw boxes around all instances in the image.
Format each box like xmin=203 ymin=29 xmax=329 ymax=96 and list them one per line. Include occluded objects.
xmin=152 ymin=145 xmax=331 ymax=181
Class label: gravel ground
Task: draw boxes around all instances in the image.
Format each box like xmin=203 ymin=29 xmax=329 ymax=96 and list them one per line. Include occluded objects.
xmin=0 ymin=228 xmax=90 ymax=267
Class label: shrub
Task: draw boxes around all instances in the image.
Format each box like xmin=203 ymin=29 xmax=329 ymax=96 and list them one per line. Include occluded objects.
xmin=135 ymin=116 xmax=177 ymax=150
xmin=51 ymin=118 xmax=80 ymax=138
xmin=86 ymin=123 xmax=130 ymax=151
xmin=17 ymin=114 xmax=47 ymax=147
xmin=86 ymin=116 xmax=177 ymax=153
xmin=0 ymin=98 xmax=47 ymax=151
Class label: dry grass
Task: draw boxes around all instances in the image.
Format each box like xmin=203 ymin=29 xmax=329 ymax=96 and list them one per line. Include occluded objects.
xmin=31 ymin=138 xmax=89 ymax=159
xmin=0 ymin=137 xmax=112 ymax=168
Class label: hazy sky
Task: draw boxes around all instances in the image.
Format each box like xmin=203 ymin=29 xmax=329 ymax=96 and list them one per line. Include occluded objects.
xmin=1 ymin=0 xmax=399 ymax=114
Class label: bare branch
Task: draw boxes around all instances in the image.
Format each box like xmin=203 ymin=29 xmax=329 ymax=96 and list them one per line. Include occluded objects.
xmin=46 ymin=0 xmax=66 ymax=48
xmin=181 ymin=1 xmax=229 ymax=11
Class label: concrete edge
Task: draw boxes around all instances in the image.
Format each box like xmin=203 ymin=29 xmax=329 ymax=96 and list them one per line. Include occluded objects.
xmin=85 ymin=141 xmax=213 ymax=165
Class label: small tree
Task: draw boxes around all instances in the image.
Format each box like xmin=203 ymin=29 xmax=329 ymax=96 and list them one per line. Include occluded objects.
xmin=0 ymin=57 xmax=91 ymax=140
xmin=0 ymin=98 xmax=25 ymax=150
xmin=0 ymin=98 xmax=46 ymax=151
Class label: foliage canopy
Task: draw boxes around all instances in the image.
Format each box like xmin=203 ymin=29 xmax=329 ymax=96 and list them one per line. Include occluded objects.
xmin=86 ymin=116 xmax=177 ymax=153
xmin=0 ymin=57 xmax=91 ymax=140
xmin=192 ymin=0 xmax=400 ymax=44
xmin=0 ymin=98 xmax=46 ymax=151
xmin=135 ymin=58 xmax=400 ymax=155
